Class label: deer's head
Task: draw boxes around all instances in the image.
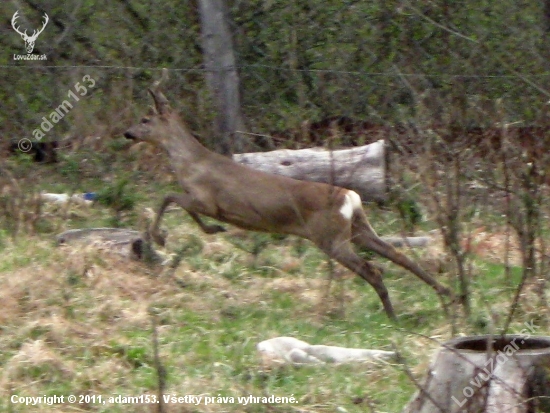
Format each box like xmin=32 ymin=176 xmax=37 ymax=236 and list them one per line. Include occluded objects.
xmin=12 ymin=11 xmax=49 ymax=54
xmin=124 ymin=69 xmax=175 ymax=146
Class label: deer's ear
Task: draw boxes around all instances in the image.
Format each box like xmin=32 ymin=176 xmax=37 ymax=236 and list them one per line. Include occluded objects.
xmin=148 ymin=88 xmax=171 ymax=115
xmin=147 ymin=68 xmax=171 ymax=115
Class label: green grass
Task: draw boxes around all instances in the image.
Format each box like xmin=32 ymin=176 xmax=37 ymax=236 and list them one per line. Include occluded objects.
xmin=0 ymin=229 xmax=545 ymax=412
xmin=0 ymin=152 xmax=548 ymax=413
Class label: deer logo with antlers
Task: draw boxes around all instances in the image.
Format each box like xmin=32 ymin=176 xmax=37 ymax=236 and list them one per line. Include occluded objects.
xmin=11 ymin=10 xmax=49 ymax=54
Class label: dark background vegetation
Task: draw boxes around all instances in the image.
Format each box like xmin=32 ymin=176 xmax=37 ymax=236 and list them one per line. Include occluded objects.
xmin=2 ymin=0 xmax=550 ymax=146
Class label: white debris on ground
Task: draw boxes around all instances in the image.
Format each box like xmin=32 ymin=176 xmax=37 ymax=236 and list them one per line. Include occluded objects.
xmin=257 ymin=336 xmax=395 ymax=366
xmin=40 ymin=192 xmax=95 ymax=206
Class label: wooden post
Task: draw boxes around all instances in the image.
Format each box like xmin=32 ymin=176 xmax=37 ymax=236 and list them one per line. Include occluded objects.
xmin=403 ymin=335 xmax=550 ymax=413
xmin=233 ymin=140 xmax=387 ymax=203
xmin=197 ymin=0 xmax=247 ymax=155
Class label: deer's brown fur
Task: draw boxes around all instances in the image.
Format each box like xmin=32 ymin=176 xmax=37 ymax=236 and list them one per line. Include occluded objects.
xmin=124 ymin=70 xmax=452 ymax=320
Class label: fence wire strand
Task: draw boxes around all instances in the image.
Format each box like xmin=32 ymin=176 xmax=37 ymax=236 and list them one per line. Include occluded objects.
xmin=1 ymin=1 xmax=550 ymax=147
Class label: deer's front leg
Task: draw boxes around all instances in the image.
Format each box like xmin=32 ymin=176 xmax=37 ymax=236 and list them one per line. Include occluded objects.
xmin=188 ymin=212 xmax=226 ymax=234
xmin=150 ymin=193 xmax=226 ymax=246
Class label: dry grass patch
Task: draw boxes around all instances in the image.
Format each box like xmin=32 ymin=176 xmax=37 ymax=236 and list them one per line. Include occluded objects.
xmin=0 ymin=210 xmax=548 ymax=413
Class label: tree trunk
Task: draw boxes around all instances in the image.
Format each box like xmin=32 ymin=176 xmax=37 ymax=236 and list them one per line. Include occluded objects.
xmin=403 ymin=335 xmax=550 ymax=413
xmin=197 ymin=0 xmax=247 ymax=155
xmin=544 ymin=0 xmax=550 ymax=34
xmin=233 ymin=140 xmax=387 ymax=203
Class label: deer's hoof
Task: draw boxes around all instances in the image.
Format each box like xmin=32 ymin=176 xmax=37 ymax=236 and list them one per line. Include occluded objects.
xmin=151 ymin=229 xmax=167 ymax=246
xmin=441 ymin=287 xmax=453 ymax=297
xmin=205 ymin=224 xmax=226 ymax=234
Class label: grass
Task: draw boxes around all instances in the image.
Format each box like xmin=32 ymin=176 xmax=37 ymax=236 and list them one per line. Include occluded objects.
xmin=0 ymin=153 xmax=548 ymax=412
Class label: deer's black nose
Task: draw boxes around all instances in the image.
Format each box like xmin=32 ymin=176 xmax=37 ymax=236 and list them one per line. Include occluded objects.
xmin=124 ymin=131 xmax=136 ymax=140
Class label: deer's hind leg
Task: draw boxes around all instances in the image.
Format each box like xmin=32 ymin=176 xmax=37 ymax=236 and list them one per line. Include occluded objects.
xmin=351 ymin=215 xmax=452 ymax=299
xmin=317 ymin=236 xmax=397 ymax=321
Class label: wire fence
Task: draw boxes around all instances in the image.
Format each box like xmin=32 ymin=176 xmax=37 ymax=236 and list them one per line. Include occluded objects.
xmin=1 ymin=1 xmax=550 ymax=151
xmin=2 ymin=67 xmax=548 ymax=150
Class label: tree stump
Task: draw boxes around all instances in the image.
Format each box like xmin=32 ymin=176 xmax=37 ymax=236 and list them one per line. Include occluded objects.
xmin=403 ymin=335 xmax=550 ymax=413
xmin=233 ymin=140 xmax=386 ymax=203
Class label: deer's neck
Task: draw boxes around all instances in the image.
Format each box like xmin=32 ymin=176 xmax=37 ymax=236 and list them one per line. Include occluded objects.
xmin=162 ymin=122 xmax=213 ymax=168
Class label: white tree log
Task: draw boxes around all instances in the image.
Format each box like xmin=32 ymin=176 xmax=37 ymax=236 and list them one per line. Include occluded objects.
xmin=233 ymin=140 xmax=386 ymax=203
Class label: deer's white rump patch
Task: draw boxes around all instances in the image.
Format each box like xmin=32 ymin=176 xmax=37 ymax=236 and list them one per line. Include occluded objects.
xmin=339 ymin=190 xmax=362 ymax=220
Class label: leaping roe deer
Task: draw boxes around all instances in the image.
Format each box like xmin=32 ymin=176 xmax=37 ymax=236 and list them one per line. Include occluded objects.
xmin=124 ymin=69 xmax=452 ymax=321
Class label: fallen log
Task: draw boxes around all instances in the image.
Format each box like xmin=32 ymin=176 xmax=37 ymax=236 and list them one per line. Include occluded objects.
xmin=56 ymin=228 xmax=163 ymax=263
xmin=381 ymin=236 xmax=430 ymax=248
xmin=233 ymin=139 xmax=386 ymax=203
xmin=402 ymin=335 xmax=550 ymax=413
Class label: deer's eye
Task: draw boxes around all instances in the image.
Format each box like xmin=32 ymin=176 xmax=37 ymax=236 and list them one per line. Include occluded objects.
xmin=141 ymin=117 xmax=150 ymax=124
